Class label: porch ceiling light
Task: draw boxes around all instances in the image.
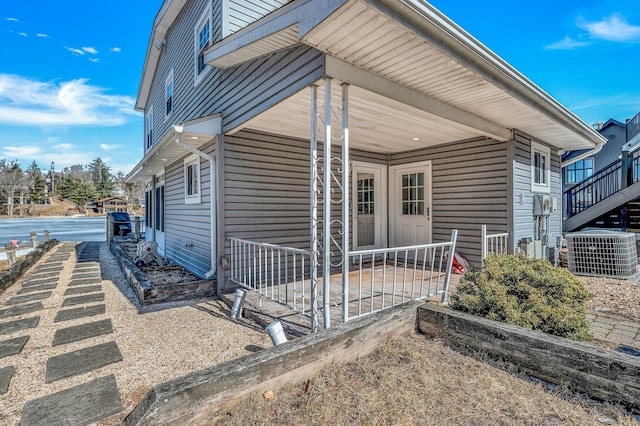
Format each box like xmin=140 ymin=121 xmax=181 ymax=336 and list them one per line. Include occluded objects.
xmin=412 ymin=137 xmax=421 ymax=141
xmin=190 ymin=136 xmax=200 ymax=140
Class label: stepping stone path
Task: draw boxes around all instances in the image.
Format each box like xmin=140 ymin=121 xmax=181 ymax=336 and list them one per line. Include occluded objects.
xmin=0 ymin=241 xmax=125 ymax=424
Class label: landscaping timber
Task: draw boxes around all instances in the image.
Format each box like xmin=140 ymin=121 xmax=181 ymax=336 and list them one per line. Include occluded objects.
xmin=417 ymin=303 xmax=640 ymax=413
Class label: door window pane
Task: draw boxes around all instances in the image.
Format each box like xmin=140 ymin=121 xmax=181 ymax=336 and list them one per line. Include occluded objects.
xmin=401 ymin=172 xmax=425 ymax=215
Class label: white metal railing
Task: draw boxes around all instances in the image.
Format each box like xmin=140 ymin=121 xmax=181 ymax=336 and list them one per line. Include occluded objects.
xmin=227 ymin=238 xmax=313 ymax=317
xmin=345 ymin=230 xmax=457 ymax=322
xmin=481 ymin=224 xmax=509 ymax=264
xmin=227 ymin=230 xmax=457 ymax=331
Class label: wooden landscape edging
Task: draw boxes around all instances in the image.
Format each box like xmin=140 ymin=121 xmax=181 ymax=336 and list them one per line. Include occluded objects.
xmin=418 ymin=303 xmax=640 ymax=412
xmin=0 ymin=239 xmax=58 ymax=295
xmin=122 ymin=300 xmax=422 ymax=425
xmin=109 ymin=241 xmax=215 ymax=306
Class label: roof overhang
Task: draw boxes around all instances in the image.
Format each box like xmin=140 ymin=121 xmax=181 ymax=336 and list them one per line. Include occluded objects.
xmin=126 ymin=114 xmax=222 ymax=183
xmin=205 ymin=0 xmax=606 ymax=151
xmin=135 ymin=0 xmax=187 ymax=111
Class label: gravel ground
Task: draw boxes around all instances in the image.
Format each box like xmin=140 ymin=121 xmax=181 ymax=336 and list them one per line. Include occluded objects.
xmin=0 ymin=243 xmax=272 ymax=425
xmin=578 ymin=275 xmax=640 ymax=323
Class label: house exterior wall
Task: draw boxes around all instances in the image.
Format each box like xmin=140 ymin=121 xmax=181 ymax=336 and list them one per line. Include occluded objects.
xmin=164 ymin=141 xmax=215 ymax=278
xmin=223 ymin=0 xmax=291 ymax=36
xmin=389 ymin=138 xmax=509 ymax=267
xmin=512 ymin=132 xmax=562 ymax=259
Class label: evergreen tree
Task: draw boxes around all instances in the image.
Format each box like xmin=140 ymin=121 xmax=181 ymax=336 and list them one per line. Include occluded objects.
xmin=27 ymin=161 xmax=46 ymax=204
xmin=59 ymin=176 xmax=99 ymax=213
xmin=88 ymin=157 xmax=114 ymax=199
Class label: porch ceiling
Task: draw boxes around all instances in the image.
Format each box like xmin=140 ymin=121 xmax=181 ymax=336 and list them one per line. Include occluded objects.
xmin=209 ymin=0 xmax=605 ymax=152
xmin=234 ymin=78 xmax=486 ymax=153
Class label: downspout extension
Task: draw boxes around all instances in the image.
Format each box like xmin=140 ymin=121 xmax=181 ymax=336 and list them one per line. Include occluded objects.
xmin=173 ymin=127 xmax=217 ymax=279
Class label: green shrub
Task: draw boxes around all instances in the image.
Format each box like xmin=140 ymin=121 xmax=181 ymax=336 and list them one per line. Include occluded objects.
xmin=450 ymin=254 xmax=593 ymax=341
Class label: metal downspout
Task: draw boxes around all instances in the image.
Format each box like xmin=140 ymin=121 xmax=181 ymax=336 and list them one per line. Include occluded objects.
xmin=561 ymin=140 xmax=605 ymax=168
xmin=173 ymin=128 xmax=217 ymax=278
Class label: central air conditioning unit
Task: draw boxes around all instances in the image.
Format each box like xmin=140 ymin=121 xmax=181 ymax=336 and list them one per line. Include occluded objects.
xmin=565 ymin=230 xmax=638 ymax=278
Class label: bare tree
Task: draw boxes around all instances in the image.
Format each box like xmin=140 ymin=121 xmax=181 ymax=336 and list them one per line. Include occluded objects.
xmin=0 ymin=160 xmax=29 ymax=216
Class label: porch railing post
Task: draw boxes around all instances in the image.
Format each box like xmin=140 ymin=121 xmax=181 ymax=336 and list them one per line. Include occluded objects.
xmin=481 ymin=224 xmax=487 ymax=265
xmin=341 ymin=83 xmax=350 ymax=323
xmin=440 ymin=229 xmax=458 ymax=304
xmin=323 ymin=77 xmax=332 ymax=329
xmin=310 ymin=84 xmax=319 ymax=334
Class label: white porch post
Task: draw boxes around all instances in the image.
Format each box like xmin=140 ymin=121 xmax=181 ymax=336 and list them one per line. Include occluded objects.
xmin=341 ymin=83 xmax=350 ymax=322
xmin=310 ymin=85 xmax=319 ymax=333
xmin=323 ymin=78 xmax=332 ymax=329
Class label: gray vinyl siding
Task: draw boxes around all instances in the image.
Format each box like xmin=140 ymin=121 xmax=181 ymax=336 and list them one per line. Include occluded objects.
xmin=164 ymin=141 xmax=215 ymax=278
xmin=225 ymin=130 xmax=311 ymax=247
xmin=512 ymin=132 xmax=562 ymax=257
xmin=390 ymin=138 xmax=509 ymax=267
xmin=224 ymin=0 xmax=291 ymax=36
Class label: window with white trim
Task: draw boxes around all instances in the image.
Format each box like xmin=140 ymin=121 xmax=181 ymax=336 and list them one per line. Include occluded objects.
xmin=184 ymin=154 xmax=201 ymax=204
xmin=145 ymin=106 xmax=153 ymax=150
xmin=531 ymin=141 xmax=551 ymax=193
xmin=194 ymin=6 xmax=212 ymax=85
xmin=165 ymin=69 xmax=173 ymax=119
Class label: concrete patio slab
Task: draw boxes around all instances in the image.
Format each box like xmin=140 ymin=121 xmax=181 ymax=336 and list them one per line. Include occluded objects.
xmin=17 ymin=283 xmax=57 ymax=294
xmin=61 ymin=293 xmax=105 ymax=307
xmin=0 ymin=316 xmax=40 ymax=335
xmin=6 ymin=291 xmax=52 ymax=305
xmin=63 ymin=285 xmax=102 ymax=296
xmin=0 ymin=302 xmax=43 ymax=319
xmin=0 ymin=335 xmax=29 ymax=359
xmin=0 ymin=365 xmax=14 ymax=395
xmin=54 ymin=305 xmax=106 ymax=323
xmin=52 ymin=319 xmax=113 ymax=346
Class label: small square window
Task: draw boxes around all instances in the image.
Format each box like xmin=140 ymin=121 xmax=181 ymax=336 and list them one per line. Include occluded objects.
xmin=531 ymin=141 xmax=551 ymax=193
xmin=184 ymin=154 xmax=201 ymax=204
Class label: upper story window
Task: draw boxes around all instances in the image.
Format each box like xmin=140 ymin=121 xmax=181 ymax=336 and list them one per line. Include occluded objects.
xmin=145 ymin=106 xmax=154 ymax=150
xmin=565 ymin=158 xmax=593 ymax=184
xmin=165 ymin=69 xmax=174 ymax=119
xmin=194 ymin=6 xmax=212 ymax=85
xmin=184 ymin=154 xmax=201 ymax=204
xmin=531 ymin=141 xmax=551 ymax=193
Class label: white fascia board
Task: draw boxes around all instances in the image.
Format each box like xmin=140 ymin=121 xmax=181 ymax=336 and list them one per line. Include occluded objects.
xmin=326 ymin=56 xmax=512 ymax=141
xmin=368 ymin=0 xmax=605 ymax=148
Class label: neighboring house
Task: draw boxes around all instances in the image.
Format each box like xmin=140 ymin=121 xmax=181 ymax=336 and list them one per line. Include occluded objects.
xmin=89 ymin=196 xmax=129 ymax=213
xmin=562 ymin=112 xmax=640 ymax=231
xmin=126 ymin=0 xmax=604 ymax=317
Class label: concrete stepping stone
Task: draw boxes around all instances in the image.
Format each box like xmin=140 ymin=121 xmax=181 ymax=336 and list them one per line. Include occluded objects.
xmin=0 ymin=302 xmax=43 ymax=320
xmin=0 ymin=336 xmax=29 ymax=359
xmin=45 ymin=341 xmax=122 ymax=383
xmin=29 ymin=271 xmax=59 ymax=280
xmin=52 ymin=319 xmax=113 ymax=346
xmin=68 ymin=278 xmax=101 ymax=287
xmin=54 ymin=305 xmax=106 ymax=323
xmin=22 ymin=278 xmax=57 ymax=287
xmin=64 ymin=285 xmax=102 ymax=296
xmin=21 ymin=374 xmax=122 ymax=425
xmin=17 ymin=283 xmax=57 ymax=294
xmin=0 ymin=316 xmax=40 ymax=335
xmin=0 ymin=365 xmax=14 ymax=395
xmin=61 ymin=293 xmax=105 ymax=307
xmin=35 ymin=263 xmax=63 ymax=271
xmin=71 ymin=272 xmax=101 ymax=279
xmin=7 ymin=292 xmax=52 ymax=305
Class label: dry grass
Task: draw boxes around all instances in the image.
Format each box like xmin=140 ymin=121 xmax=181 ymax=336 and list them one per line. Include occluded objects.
xmin=216 ymin=332 xmax=636 ymax=426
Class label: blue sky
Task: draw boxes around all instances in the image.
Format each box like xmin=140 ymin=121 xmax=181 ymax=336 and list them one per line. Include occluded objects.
xmin=1 ymin=1 xmax=639 ymax=175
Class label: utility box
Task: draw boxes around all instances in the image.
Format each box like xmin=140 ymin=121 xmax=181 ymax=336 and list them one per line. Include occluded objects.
xmin=533 ymin=194 xmax=551 ymax=216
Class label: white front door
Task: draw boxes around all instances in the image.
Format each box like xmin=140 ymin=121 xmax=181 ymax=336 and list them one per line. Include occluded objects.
xmin=390 ymin=161 xmax=432 ymax=248
xmin=352 ymin=162 xmax=387 ymax=250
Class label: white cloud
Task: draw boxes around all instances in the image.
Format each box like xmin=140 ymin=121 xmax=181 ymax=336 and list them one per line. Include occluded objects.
xmin=110 ymin=47 xmax=121 ymax=53
xmin=82 ymin=46 xmax=98 ymax=54
xmin=578 ymin=14 xmax=640 ymax=42
xmin=65 ymin=47 xmax=84 ymax=55
xmin=54 ymin=143 xmax=73 ymax=150
xmin=18 ymin=32 xmax=27 ymax=37
xmin=100 ymin=144 xmax=122 ymax=151
xmin=1 ymin=144 xmax=96 ymax=170
xmin=0 ymin=73 xmax=139 ymax=127
xmin=89 ymin=58 xmax=100 ymax=63
xmin=36 ymin=33 xmax=49 ymax=38
xmin=545 ymin=36 xmax=590 ymax=50
xmin=6 ymin=18 xmax=19 ymax=22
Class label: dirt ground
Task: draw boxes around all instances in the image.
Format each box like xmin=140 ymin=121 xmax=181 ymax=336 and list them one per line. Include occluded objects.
xmin=217 ymin=332 xmax=637 ymax=426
